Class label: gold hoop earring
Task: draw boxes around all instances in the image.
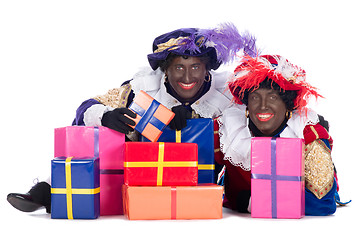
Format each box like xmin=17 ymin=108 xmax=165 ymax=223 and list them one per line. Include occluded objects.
xmin=286 ymin=111 xmax=292 ymax=119
xmin=245 ymin=109 xmax=249 ymax=118
xmin=204 ymin=73 xmax=212 ymax=82
xmin=164 ymin=75 xmax=169 ymax=83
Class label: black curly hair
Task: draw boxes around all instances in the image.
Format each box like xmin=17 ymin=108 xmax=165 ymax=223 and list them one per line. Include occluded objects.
xmin=240 ymin=77 xmax=298 ymax=111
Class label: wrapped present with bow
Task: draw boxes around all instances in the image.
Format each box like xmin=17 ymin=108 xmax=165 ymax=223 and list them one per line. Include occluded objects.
xmin=123 ymin=184 xmax=223 ymax=220
xmin=51 ymin=157 xmax=100 ymax=219
xmin=141 ymin=118 xmax=215 ymax=183
xmin=54 ymin=126 xmax=125 ymax=215
xmin=124 ymin=142 xmax=198 ymax=186
xmin=128 ymin=90 xmax=175 ymax=142
xmin=251 ymin=137 xmax=305 ymax=219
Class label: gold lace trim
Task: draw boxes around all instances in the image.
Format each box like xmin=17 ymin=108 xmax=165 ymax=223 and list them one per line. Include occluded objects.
xmin=93 ymin=84 xmax=132 ymax=108
xmin=304 ymin=139 xmax=334 ymax=199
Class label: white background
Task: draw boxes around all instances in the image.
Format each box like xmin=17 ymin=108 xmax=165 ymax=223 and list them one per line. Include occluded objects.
xmin=1 ymin=0 xmax=357 ymax=239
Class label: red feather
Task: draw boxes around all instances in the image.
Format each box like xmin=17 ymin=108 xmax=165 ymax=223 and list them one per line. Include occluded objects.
xmin=228 ymin=55 xmax=322 ymax=115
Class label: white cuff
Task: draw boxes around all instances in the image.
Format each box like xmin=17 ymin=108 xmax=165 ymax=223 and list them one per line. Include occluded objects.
xmin=247 ymin=197 xmax=251 ymax=213
xmin=83 ymin=104 xmax=114 ymax=126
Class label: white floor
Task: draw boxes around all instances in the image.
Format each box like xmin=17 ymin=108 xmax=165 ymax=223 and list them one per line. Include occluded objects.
xmin=2 ymin=194 xmax=356 ymax=240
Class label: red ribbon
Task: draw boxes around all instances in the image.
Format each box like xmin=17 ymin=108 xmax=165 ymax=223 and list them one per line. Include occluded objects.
xmin=171 ymin=187 xmax=177 ymax=220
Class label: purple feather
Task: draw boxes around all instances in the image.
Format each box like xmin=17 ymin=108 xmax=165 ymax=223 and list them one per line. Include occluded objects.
xmin=178 ymin=22 xmax=258 ymax=63
xmin=177 ymin=34 xmax=200 ymax=54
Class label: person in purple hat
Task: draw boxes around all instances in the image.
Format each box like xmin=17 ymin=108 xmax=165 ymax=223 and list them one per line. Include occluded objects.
xmin=74 ymin=23 xmax=257 ymax=136
xmin=7 ymin=23 xmax=257 ymax=213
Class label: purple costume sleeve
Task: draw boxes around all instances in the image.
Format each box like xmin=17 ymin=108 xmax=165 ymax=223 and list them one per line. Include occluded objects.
xmin=72 ymin=99 xmax=101 ymax=126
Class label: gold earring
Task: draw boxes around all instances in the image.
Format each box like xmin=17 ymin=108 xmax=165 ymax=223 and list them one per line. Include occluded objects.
xmin=245 ymin=109 xmax=249 ymax=118
xmin=164 ymin=75 xmax=169 ymax=83
xmin=286 ymin=111 xmax=292 ymax=119
xmin=204 ymin=73 xmax=212 ymax=82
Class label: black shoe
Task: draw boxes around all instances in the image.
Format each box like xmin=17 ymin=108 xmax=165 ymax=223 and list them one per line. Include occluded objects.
xmin=7 ymin=182 xmax=51 ymax=213
xmin=236 ymin=190 xmax=251 ymax=213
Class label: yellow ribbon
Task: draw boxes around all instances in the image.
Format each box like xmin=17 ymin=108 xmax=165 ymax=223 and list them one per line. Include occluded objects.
xmin=198 ymin=164 xmax=215 ymax=170
xmin=124 ymin=161 xmax=198 ymax=168
xmin=175 ymin=130 xmax=181 ymax=143
xmin=51 ymin=188 xmax=100 ymax=194
xmin=124 ymin=142 xmax=197 ymax=186
xmin=157 ymin=142 xmax=165 ymax=186
xmin=65 ymin=157 xmax=73 ymax=219
xmin=174 ymin=129 xmax=214 ymax=171
xmin=51 ymin=157 xmax=100 ymax=219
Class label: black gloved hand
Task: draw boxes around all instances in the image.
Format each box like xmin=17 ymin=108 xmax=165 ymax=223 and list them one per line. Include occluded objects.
xmin=101 ymin=108 xmax=137 ymax=134
xmin=169 ymin=105 xmax=192 ymax=130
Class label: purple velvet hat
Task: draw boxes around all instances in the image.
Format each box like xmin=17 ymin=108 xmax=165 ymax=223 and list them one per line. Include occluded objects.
xmin=147 ymin=23 xmax=258 ymax=70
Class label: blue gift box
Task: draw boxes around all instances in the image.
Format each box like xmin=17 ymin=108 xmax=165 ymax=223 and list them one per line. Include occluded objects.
xmin=141 ymin=118 xmax=215 ymax=183
xmin=51 ymin=157 xmax=100 ymax=219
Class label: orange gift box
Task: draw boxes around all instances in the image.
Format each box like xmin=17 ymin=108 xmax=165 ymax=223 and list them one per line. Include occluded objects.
xmin=125 ymin=142 xmax=198 ymax=186
xmin=123 ymin=184 xmax=223 ymax=220
xmin=128 ymin=90 xmax=175 ymax=142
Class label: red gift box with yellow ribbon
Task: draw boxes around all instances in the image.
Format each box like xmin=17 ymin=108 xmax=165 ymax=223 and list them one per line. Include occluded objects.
xmin=124 ymin=142 xmax=198 ymax=186
xmin=128 ymin=90 xmax=175 ymax=142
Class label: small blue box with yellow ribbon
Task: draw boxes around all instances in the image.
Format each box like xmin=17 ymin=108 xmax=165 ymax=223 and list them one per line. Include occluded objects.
xmin=51 ymin=157 xmax=100 ymax=219
xmin=141 ymin=118 xmax=215 ymax=183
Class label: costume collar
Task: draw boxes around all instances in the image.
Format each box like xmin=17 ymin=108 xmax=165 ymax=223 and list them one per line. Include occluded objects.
xmin=131 ymin=67 xmax=232 ymax=119
xmin=217 ymin=105 xmax=319 ymax=171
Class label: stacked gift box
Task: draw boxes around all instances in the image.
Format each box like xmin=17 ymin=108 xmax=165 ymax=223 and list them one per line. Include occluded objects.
xmin=251 ymin=137 xmax=305 ymax=219
xmin=123 ymin=91 xmax=223 ymax=220
xmin=123 ymin=142 xmax=223 ymax=220
xmin=52 ymin=126 xmax=125 ymax=219
xmin=50 ymin=89 xmax=306 ymax=220
xmin=140 ymin=118 xmax=217 ymax=184
xmin=50 ymin=91 xmax=223 ymax=220
xmin=51 ymin=156 xmax=100 ymax=219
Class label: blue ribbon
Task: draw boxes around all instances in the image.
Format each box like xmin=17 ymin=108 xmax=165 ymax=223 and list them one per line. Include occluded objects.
xmin=130 ymin=100 xmax=166 ymax=133
xmin=271 ymin=138 xmax=277 ymax=218
xmin=93 ymin=126 xmax=99 ymax=158
xmin=99 ymin=169 xmax=124 ymax=175
xmin=251 ymin=137 xmax=304 ymax=218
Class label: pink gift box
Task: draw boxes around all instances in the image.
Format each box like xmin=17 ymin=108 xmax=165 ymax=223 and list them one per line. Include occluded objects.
xmin=54 ymin=126 xmax=125 ymax=215
xmin=251 ymin=137 xmax=305 ymax=219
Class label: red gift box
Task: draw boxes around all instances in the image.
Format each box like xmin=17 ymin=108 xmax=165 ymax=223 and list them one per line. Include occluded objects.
xmin=124 ymin=142 xmax=198 ymax=186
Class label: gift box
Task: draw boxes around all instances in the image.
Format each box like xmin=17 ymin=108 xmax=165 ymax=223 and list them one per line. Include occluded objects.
xmin=125 ymin=142 xmax=198 ymax=186
xmin=51 ymin=157 xmax=100 ymax=219
xmin=251 ymin=137 xmax=305 ymax=219
xmin=128 ymin=90 xmax=175 ymax=142
xmin=123 ymin=184 xmax=223 ymax=220
xmin=54 ymin=126 xmax=125 ymax=215
xmin=141 ymin=118 xmax=215 ymax=183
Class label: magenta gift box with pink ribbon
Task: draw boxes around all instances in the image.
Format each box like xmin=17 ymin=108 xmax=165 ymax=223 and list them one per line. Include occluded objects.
xmin=251 ymin=137 xmax=305 ymax=219
xmin=54 ymin=126 xmax=125 ymax=215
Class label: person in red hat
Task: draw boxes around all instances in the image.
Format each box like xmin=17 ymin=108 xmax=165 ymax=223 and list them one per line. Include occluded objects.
xmin=215 ymin=55 xmax=349 ymax=216
xmin=7 ymin=23 xmax=257 ymax=213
